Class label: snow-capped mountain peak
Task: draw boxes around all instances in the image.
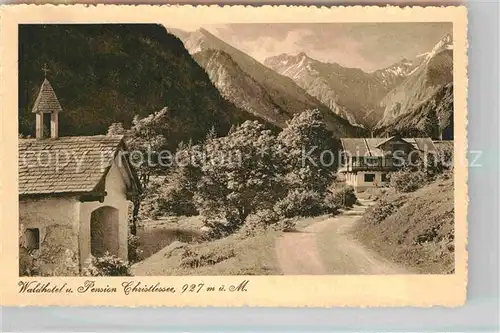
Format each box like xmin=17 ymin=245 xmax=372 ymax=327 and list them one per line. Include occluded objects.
xmin=265 ymin=52 xmax=393 ymax=128
xmin=426 ymin=33 xmax=453 ymax=60
xmin=408 ymin=34 xmax=453 ymax=76
xmin=372 ymin=58 xmax=417 ymax=89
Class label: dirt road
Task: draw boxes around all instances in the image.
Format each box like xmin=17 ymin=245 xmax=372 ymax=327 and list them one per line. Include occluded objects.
xmin=275 ymin=199 xmax=409 ymax=275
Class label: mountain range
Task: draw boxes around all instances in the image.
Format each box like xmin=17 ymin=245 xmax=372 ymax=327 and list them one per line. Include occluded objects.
xmin=172 ymin=28 xmax=453 ymax=139
xmin=375 ymin=34 xmax=453 ymax=138
xmin=172 ymin=28 xmax=366 ymax=137
xmin=20 ymin=24 xmax=453 ymax=146
xmin=264 ymin=52 xmax=403 ymax=128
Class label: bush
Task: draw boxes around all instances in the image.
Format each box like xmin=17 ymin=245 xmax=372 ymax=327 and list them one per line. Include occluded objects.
xmin=198 ymin=218 xmax=238 ymax=241
xmin=435 ymin=142 xmax=454 ymax=170
xmin=128 ymin=234 xmax=143 ymax=263
xmin=180 ymin=245 xmax=235 ymax=269
xmin=237 ymin=209 xmax=280 ymax=238
xmin=274 ymin=218 xmax=297 ymax=232
xmin=325 ymin=184 xmax=357 ymax=209
xmin=83 ymin=253 xmax=131 ymax=276
xmin=363 ymin=200 xmax=399 ymax=225
xmin=389 ymin=168 xmax=427 ymax=193
xmin=362 ymin=194 xmax=408 ymax=225
xmin=274 ymin=189 xmax=324 ymax=218
xmin=416 ymin=152 xmax=447 ymax=178
xmin=19 ymin=246 xmax=38 ymax=276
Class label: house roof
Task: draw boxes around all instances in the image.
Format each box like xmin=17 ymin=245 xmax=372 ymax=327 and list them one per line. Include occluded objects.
xmin=340 ymin=137 xmax=437 ymax=157
xmin=18 ymin=135 xmax=141 ymax=196
xmin=31 ymin=78 xmax=63 ymax=114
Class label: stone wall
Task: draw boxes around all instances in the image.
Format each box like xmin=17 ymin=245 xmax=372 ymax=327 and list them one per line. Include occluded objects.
xmin=19 ymin=197 xmax=80 ymax=276
xmin=19 ymin=155 xmax=131 ymax=276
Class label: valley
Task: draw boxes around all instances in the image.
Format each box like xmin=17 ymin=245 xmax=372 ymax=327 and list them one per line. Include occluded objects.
xmin=20 ymin=25 xmax=454 ymax=143
xmin=170 ymin=27 xmax=453 ymax=139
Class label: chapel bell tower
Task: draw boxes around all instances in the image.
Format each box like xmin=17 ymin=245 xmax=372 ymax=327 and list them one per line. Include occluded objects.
xmin=32 ymin=65 xmax=62 ymax=139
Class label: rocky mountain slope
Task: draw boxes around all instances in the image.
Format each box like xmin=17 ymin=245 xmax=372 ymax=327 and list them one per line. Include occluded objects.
xmin=174 ymin=28 xmax=365 ymax=137
xmin=375 ymin=34 xmax=454 ymax=138
xmin=264 ymin=53 xmax=418 ymax=129
xmin=376 ymin=83 xmax=454 ymax=139
xmin=372 ymin=58 xmax=420 ymax=91
xmin=19 ymin=24 xmax=261 ymax=149
xmin=193 ymin=49 xmax=289 ymax=126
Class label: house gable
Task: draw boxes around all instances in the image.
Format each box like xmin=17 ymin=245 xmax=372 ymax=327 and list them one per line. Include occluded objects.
xmin=100 ymin=150 xmax=142 ymax=202
xmin=375 ymin=136 xmax=415 ymax=154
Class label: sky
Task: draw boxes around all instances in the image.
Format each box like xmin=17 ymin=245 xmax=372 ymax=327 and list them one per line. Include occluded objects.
xmin=167 ymin=22 xmax=452 ymax=72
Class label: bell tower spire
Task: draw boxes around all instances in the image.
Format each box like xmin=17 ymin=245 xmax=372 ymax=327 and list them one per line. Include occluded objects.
xmin=32 ymin=66 xmax=62 ymax=139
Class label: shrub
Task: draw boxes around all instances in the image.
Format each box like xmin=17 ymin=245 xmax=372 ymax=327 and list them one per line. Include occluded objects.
xmin=325 ymin=184 xmax=357 ymax=209
xmin=198 ymin=218 xmax=238 ymax=241
xmin=389 ymin=168 xmax=427 ymax=193
xmin=19 ymin=224 xmax=37 ymax=276
xmin=180 ymin=245 xmax=235 ymax=269
xmin=49 ymin=249 xmax=79 ymax=276
xmin=416 ymin=152 xmax=447 ymax=178
xmin=19 ymin=246 xmax=38 ymax=276
xmin=83 ymin=253 xmax=131 ymax=276
xmin=362 ymin=195 xmax=408 ymax=225
xmin=363 ymin=200 xmax=398 ymax=225
xmin=436 ymin=142 xmax=454 ymax=170
xmin=238 ymin=209 xmax=280 ymax=238
xmin=128 ymin=234 xmax=143 ymax=263
xmin=274 ymin=189 xmax=324 ymax=218
xmin=274 ymin=218 xmax=297 ymax=232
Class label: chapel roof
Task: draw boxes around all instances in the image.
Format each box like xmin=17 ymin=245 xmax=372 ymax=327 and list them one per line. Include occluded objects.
xmin=18 ymin=135 xmax=141 ymax=196
xmin=31 ymin=78 xmax=63 ymax=114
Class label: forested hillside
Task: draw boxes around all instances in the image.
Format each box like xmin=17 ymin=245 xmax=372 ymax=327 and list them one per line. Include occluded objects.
xmin=19 ymin=24 xmax=257 ymax=149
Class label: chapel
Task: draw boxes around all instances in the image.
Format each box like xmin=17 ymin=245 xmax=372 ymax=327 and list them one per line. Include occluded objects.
xmin=19 ymin=76 xmax=141 ymax=275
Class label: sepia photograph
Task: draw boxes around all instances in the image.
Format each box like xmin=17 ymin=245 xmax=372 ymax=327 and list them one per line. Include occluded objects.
xmin=17 ymin=21 xmax=456 ymax=278
xmin=0 ymin=4 xmax=468 ymax=308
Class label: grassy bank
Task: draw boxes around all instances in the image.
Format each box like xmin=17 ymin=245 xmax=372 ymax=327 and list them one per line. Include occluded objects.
xmin=353 ymin=176 xmax=454 ymax=274
xmin=132 ymin=228 xmax=281 ymax=276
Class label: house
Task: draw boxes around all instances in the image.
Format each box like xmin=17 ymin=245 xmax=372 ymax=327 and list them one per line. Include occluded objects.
xmin=338 ymin=135 xmax=437 ymax=192
xmin=18 ymin=77 xmax=141 ymax=275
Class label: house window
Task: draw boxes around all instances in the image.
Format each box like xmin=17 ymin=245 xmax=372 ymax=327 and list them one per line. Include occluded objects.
xmin=381 ymin=173 xmax=388 ymax=182
xmin=364 ymin=173 xmax=375 ymax=182
xmin=25 ymin=228 xmax=40 ymax=250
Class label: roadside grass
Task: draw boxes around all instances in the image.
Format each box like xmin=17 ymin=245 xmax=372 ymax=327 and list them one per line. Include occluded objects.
xmin=352 ymin=177 xmax=454 ymax=274
xmin=132 ymin=227 xmax=282 ymax=276
xmin=132 ymin=207 xmax=345 ymax=276
xmin=356 ymin=187 xmax=393 ymax=201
